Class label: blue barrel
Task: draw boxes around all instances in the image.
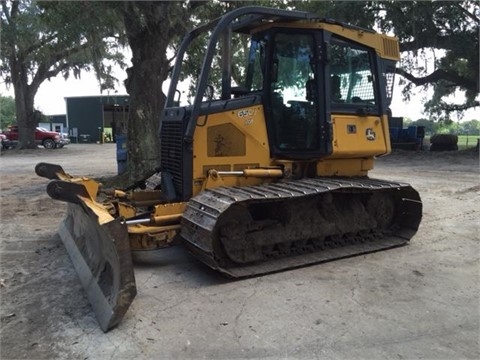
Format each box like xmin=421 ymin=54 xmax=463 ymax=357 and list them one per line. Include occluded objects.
xmin=116 ymin=135 xmax=128 ymax=175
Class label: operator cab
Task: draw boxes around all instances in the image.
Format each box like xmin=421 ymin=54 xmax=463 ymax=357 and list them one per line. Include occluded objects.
xmin=243 ymin=27 xmax=392 ymax=159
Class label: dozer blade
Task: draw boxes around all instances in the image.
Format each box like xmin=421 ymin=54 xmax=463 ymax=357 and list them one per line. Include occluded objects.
xmin=49 ymin=180 xmax=137 ymax=332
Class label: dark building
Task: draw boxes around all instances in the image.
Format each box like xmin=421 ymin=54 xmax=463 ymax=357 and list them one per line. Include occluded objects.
xmin=65 ymin=95 xmax=129 ymax=143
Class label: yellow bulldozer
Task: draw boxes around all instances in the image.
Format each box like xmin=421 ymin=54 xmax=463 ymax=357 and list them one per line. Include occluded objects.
xmin=36 ymin=7 xmax=422 ymax=331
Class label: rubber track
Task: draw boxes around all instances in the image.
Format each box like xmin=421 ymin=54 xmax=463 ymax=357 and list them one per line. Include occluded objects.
xmin=180 ymin=177 xmax=422 ymax=277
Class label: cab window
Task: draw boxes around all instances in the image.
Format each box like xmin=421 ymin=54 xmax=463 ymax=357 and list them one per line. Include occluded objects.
xmin=330 ymin=37 xmax=378 ymax=108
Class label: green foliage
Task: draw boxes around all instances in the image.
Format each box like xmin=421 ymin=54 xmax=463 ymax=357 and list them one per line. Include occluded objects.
xmin=0 ymin=95 xmax=16 ymax=129
xmin=458 ymin=120 xmax=480 ymax=135
xmin=1 ymin=0 xmax=126 ymax=148
xmin=435 ymin=120 xmax=459 ymax=135
xmin=1 ymin=1 xmax=125 ymax=90
xmin=409 ymin=118 xmax=437 ymax=135
xmin=410 ymin=118 xmax=479 ymax=136
xmin=293 ymin=1 xmax=375 ymax=27
xmin=182 ymin=1 xmax=478 ymax=121
xmin=375 ymin=1 xmax=479 ymax=120
xmin=172 ymin=1 xmax=275 ymax=99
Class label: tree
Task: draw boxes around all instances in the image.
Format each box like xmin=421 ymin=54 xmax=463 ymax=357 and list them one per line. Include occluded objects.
xmin=107 ymin=1 xmax=198 ymax=180
xmin=409 ymin=118 xmax=438 ymax=135
xmin=293 ymin=1 xmax=376 ymax=27
xmin=374 ymin=1 xmax=479 ymax=120
xmin=459 ymin=119 xmax=480 ymax=135
xmin=112 ymin=1 xmax=263 ymax=180
xmin=296 ymin=1 xmax=479 ymax=120
xmin=0 ymin=95 xmax=16 ymax=129
xmin=435 ymin=120 xmax=460 ymax=134
xmin=0 ymin=1 xmax=124 ymax=149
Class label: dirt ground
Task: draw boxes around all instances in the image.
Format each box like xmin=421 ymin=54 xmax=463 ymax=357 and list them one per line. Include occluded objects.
xmin=0 ymin=144 xmax=478 ymax=359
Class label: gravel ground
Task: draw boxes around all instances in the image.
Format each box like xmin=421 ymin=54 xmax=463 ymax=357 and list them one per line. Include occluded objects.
xmin=0 ymin=144 xmax=478 ymax=359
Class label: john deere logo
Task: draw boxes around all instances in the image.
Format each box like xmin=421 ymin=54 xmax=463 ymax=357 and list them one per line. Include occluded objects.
xmin=366 ymin=128 xmax=376 ymax=141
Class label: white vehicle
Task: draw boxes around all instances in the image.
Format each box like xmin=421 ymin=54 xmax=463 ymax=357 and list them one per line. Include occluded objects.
xmin=59 ymin=133 xmax=71 ymax=146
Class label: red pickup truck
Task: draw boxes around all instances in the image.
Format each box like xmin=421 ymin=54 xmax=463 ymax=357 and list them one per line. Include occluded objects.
xmin=2 ymin=126 xmax=66 ymax=149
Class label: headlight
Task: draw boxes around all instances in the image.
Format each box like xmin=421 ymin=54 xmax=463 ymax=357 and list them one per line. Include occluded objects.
xmin=54 ymin=135 xmax=60 ymax=140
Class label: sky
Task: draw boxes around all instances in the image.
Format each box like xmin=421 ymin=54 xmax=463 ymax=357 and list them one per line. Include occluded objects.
xmin=0 ymin=65 xmax=477 ymax=121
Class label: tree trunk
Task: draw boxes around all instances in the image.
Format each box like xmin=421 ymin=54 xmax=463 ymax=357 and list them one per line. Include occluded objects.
xmin=11 ymin=55 xmax=37 ymax=149
xmin=124 ymin=32 xmax=168 ymax=179
xmin=14 ymin=86 xmax=36 ymax=149
xmin=121 ymin=2 xmax=190 ymax=183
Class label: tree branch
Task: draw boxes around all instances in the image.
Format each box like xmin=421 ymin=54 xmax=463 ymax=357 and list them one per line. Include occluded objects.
xmin=453 ymin=3 xmax=479 ymax=23
xmin=396 ymin=67 xmax=477 ymax=91
xmin=441 ymin=101 xmax=480 ymax=113
xmin=1 ymin=0 xmax=18 ymax=23
xmin=1 ymin=0 xmax=10 ymax=23
xmin=399 ymin=32 xmax=475 ymax=53
xmin=29 ymin=42 xmax=91 ymax=92
xmin=23 ymin=33 xmax=59 ymax=58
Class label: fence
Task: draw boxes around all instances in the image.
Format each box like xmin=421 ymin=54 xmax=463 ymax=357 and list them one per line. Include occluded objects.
xmin=457 ymin=134 xmax=479 ymax=149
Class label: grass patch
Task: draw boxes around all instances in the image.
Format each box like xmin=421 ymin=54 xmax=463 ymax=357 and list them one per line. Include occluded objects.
xmin=457 ymin=135 xmax=479 ymax=149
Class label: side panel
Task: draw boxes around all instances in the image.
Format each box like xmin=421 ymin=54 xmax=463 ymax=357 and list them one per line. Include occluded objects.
xmin=192 ymin=105 xmax=271 ymax=195
xmin=315 ymin=114 xmax=391 ymax=176
xmin=327 ymin=114 xmax=390 ymax=158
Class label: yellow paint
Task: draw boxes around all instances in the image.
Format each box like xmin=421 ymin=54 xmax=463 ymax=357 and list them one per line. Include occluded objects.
xmin=192 ymin=105 xmax=271 ymax=195
xmin=79 ymin=196 xmax=114 ymax=225
xmin=207 ymin=123 xmax=246 ymax=157
xmin=67 ymin=178 xmax=99 ymax=200
xmin=327 ymin=115 xmax=390 ymax=158
xmin=152 ymin=202 xmax=187 ymax=218
xmin=251 ymin=21 xmax=400 ymax=61
xmin=117 ymin=202 xmax=136 ymax=219
xmin=126 ymin=202 xmax=187 ymax=250
xmin=315 ymin=114 xmax=390 ymax=176
xmin=317 ymin=158 xmax=374 ymax=177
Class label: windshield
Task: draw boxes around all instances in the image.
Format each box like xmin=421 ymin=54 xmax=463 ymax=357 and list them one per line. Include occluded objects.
xmin=330 ymin=36 xmax=377 ymax=107
xmin=269 ymin=32 xmax=319 ymax=151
